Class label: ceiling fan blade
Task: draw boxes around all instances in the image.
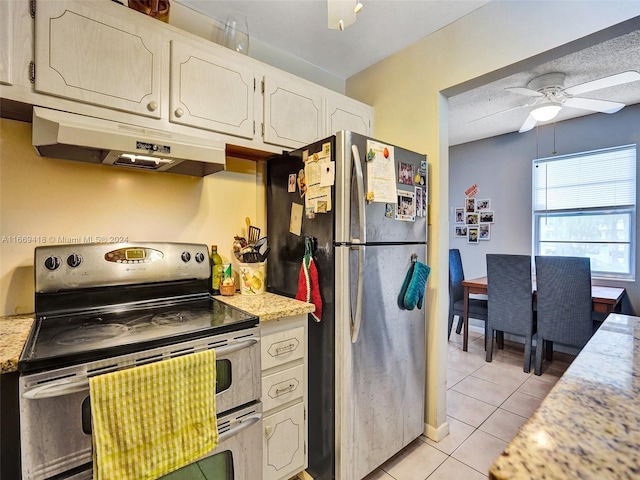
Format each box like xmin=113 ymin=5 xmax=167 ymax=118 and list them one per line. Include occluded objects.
xmin=467 ymin=101 xmax=535 ymax=124
xmin=505 ymin=87 xmax=544 ymax=97
xmin=564 ymin=71 xmax=640 ymax=96
xmin=519 ymin=114 xmax=538 ymax=133
xmin=563 ymin=97 xmax=625 ymax=114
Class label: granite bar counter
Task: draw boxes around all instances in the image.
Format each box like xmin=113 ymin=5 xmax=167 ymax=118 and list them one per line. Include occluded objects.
xmin=215 ymin=292 xmax=315 ymax=321
xmin=489 ymin=313 xmax=640 ymax=480
xmin=0 ymin=314 xmax=34 ymax=374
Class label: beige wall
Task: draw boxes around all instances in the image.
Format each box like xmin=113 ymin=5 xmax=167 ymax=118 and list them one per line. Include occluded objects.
xmin=346 ymin=1 xmax=640 ymax=441
xmin=0 ymin=118 xmax=265 ymax=316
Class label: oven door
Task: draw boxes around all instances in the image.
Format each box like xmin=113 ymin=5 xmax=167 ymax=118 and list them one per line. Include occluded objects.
xmin=159 ymin=402 xmax=263 ymax=480
xmin=18 ymin=403 xmax=263 ymax=480
xmin=19 ymin=329 xmax=260 ymax=480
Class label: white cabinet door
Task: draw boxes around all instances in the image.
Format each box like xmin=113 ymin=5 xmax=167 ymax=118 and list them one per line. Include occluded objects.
xmin=169 ymin=41 xmax=255 ymax=139
xmin=263 ymin=402 xmax=305 ymax=480
xmin=263 ymin=73 xmax=324 ymax=148
xmin=327 ymin=95 xmax=373 ymax=136
xmin=34 ymin=0 xmax=162 ymax=118
xmin=0 ymin=0 xmax=13 ymax=86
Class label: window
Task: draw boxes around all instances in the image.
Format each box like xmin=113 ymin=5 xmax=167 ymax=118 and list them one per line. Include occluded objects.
xmin=533 ymin=145 xmax=636 ymax=280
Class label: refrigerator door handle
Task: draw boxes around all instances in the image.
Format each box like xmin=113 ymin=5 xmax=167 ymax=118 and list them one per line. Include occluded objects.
xmin=350 ymin=144 xmax=366 ymax=343
xmin=350 ymin=145 xmax=367 ymax=244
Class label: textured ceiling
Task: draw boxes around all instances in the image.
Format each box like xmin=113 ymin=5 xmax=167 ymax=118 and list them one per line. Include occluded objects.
xmin=448 ymin=28 xmax=640 ymax=146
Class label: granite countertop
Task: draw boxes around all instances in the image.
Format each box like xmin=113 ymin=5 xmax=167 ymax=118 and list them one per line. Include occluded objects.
xmin=0 ymin=314 xmax=34 ymax=374
xmin=216 ymin=292 xmax=315 ymax=322
xmin=490 ymin=313 xmax=640 ymax=480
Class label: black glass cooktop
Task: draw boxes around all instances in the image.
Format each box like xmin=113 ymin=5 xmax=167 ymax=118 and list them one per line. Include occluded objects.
xmin=19 ymin=297 xmax=257 ymax=373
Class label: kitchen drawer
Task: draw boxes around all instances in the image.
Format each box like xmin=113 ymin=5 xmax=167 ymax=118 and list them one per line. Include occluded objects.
xmin=261 ymin=326 xmax=304 ymax=371
xmin=263 ymin=402 xmax=305 ymax=480
xmin=262 ymin=364 xmax=304 ymax=412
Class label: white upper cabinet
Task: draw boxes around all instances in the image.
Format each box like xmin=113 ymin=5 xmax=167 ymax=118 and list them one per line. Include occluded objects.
xmin=169 ymin=41 xmax=255 ymax=139
xmin=0 ymin=1 xmax=12 ymax=86
xmin=33 ymin=0 xmax=162 ymax=118
xmin=7 ymin=0 xmax=372 ymax=153
xmin=327 ymin=94 xmax=373 ymax=137
xmin=262 ymin=72 xmax=325 ymax=149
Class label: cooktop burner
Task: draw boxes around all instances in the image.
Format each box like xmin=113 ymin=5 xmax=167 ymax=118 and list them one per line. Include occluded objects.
xmin=20 ymin=297 xmax=257 ymax=373
xmin=53 ymin=322 xmax=129 ymax=345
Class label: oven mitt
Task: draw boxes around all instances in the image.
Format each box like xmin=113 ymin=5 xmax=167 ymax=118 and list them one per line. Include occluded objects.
xmin=296 ymin=238 xmax=322 ymax=322
xmin=399 ymin=261 xmax=431 ymax=310
xmin=398 ymin=262 xmax=415 ymax=310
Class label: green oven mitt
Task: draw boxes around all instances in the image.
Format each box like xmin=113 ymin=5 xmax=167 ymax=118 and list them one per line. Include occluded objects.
xmin=403 ymin=261 xmax=431 ymax=310
xmin=397 ymin=262 xmax=415 ymax=310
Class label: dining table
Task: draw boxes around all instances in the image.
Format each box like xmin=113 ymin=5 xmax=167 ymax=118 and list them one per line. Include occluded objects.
xmin=460 ymin=276 xmax=626 ymax=351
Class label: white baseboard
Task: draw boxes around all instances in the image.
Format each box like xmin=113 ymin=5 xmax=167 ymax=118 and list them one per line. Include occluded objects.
xmin=424 ymin=420 xmax=449 ymax=442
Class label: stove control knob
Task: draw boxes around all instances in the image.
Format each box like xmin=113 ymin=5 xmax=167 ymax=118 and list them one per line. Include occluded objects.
xmin=195 ymin=252 xmax=205 ymax=263
xmin=181 ymin=251 xmax=191 ymax=263
xmin=66 ymin=253 xmax=83 ymax=268
xmin=44 ymin=256 xmax=61 ymax=271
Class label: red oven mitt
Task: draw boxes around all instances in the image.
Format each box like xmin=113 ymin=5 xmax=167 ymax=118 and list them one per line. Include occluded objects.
xmin=296 ymin=239 xmax=322 ymax=322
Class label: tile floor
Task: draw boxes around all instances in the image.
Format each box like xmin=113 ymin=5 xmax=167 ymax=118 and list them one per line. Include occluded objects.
xmin=362 ymin=329 xmax=576 ymax=480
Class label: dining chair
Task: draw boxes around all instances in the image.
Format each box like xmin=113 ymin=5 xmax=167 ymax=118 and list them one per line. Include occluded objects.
xmin=485 ymin=254 xmax=535 ymax=373
xmin=448 ymin=249 xmax=489 ymax=341
xmin=534 ymin=255 xmax=594 ymax=375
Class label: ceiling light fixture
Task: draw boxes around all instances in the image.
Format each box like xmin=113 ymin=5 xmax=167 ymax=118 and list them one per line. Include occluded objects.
xmin=328 ymin=0 xmax=362 ymax=31
xmin=530 ymin=104 xmax=562 ymax=122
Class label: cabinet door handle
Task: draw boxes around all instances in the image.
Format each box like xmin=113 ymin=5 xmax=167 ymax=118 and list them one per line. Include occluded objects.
xmin=147 ymin=100 xmax=158 ymax=112
xmin=174 ymin=107 xmax=184 ymax=118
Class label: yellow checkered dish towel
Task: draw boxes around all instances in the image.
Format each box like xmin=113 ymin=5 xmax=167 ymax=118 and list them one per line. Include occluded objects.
xmin=89 ymin=349 xmax=218 ymax=480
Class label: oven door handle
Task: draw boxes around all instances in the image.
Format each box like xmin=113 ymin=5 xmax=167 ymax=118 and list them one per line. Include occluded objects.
xmin=22 ymin=377 xmax=89 ymax=400
xmin=22 ymin=338 xmax=260 ymax=400
xmin=215 ymin=337 xmax=259 ymax=357
xmin=218 ymin=412 xmax=262 ymax=443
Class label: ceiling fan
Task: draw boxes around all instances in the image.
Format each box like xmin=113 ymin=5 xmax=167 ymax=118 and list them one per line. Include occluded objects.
xmin=505 ymin=70 xmax=640 ymax=132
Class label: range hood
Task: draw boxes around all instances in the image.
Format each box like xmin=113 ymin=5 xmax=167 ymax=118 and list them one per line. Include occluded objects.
xmin=32 ymin=107 xmax=226 ymax=176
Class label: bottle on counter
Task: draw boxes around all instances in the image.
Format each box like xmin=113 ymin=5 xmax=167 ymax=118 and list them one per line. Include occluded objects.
xmin=210 ymin=245 xmax=223 ymax=294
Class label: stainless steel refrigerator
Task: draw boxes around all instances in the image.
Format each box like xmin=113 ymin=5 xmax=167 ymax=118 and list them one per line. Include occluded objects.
xmin=267 ymin=131 xmax=427 ymax=480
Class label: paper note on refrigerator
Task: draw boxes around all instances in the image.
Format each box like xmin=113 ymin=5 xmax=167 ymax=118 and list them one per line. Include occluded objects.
xmin=304 ymin=150 xmax=332 ymax=214
xmin=290 ymin=202 xmax=303 ymax=235
xmin=366 ymin=140 xmax=397 ymax=203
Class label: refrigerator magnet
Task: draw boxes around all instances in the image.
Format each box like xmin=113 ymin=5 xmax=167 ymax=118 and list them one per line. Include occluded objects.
xmin=385 ymin=203 xmax=395 ymax=218
xmin=297 ymin=169 xmax=307 ymax=197
xmin=398 ymin=162 xmax=414 ymax=185
xmin=288 ymin=173 xmax=297 ymax=193
xmin=396 ymin=190 xmax=416 ymax=222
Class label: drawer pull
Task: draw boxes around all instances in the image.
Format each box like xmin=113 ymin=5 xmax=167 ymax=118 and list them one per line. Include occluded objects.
xmin=276 ymin=343 xmax=296 ymax=354
xmin=276 ymin=384 xmax=295 ymax=395
xmin=269 ymin=378 xmax=300 ymax=400
xmin=268 ymin=338 xmax=300 ymax=358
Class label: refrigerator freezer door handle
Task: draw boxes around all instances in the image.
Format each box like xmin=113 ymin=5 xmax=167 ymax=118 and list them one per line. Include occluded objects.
xmin=350 ymin=144 xmax=366 ymax=343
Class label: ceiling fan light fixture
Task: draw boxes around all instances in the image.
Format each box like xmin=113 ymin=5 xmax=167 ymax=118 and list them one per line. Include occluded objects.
xmin=530 ymin=104 xmax=561 ymax=122
xmin=328 ymin=0 xmax=357 ymax=30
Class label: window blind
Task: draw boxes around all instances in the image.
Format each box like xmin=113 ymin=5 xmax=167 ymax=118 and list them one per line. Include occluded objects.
xmin=533 ymin=145 xmax=636 ymax=211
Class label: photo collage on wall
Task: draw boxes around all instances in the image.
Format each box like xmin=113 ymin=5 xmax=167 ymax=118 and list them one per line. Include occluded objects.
xmin=454 ymin=184 xmax=494 ymax=243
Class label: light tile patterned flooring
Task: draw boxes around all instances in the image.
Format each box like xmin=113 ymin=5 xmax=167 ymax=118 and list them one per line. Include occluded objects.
xmin=362 ymin=329 xmax=575 ymax=480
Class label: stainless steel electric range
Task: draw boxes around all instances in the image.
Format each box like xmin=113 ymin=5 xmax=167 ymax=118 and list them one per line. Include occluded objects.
xmin=19 ymin=242 xmax=263 ymax=480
